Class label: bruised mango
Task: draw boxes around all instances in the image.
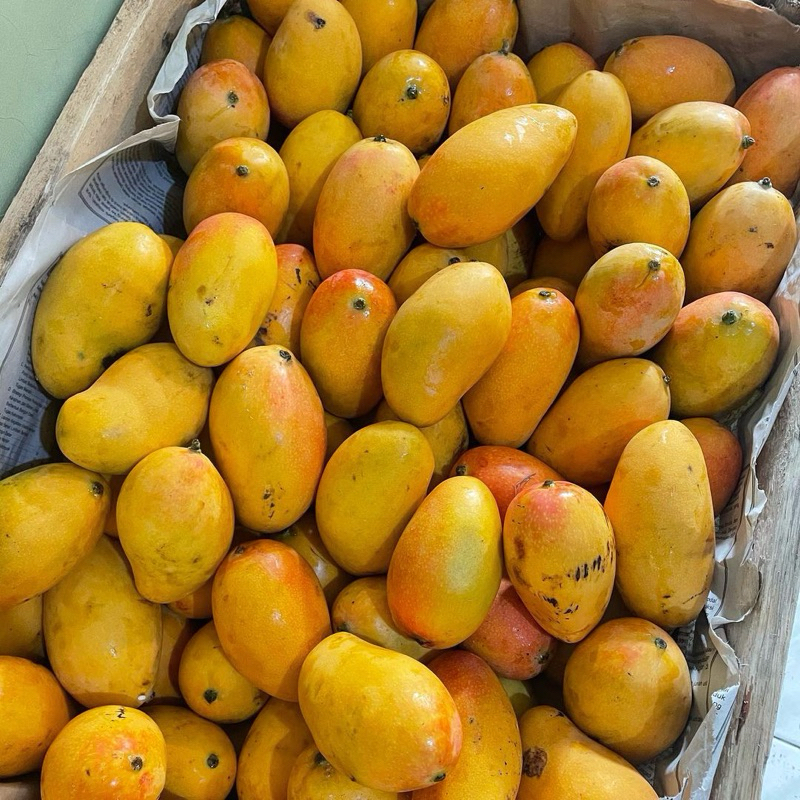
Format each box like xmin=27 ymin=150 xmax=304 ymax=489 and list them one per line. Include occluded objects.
xmin=408 ymin=105 xmax=577 ymax=248
xmin=381 ymin=261 xmax=511 ymax=427
xmin=264 ymin=0 xmax=361 ymax=128
xmin=316 ymin=421 xmax=434 ymax=575
xmin=387 ymin=476 xmax=502 ymax=649
xmin=200 ymin=15 xmax=271 ymax=76
xmin=299 ymin=632 xmax=462 ymax=792
xmin=301 ymin=269 xmax=397 ymax=418
xmin=652 ymin=292 xmax=779 ymax=417
xmin=341 ymin=0 xmax=417 ymax=74
xmin=504 ymin=481 xmax=615 ymax=643
xmin=209 ymin=345 xmax=325 ymax=532
xmin=0 ymin=596 xmax=44 ymax=661
xmin=527 ymin=358 xmax=671 ymax=486
xmin=464 ymin=288 xmax=579 ymax=447
xmin=526 ymin=42 xmax=597 ymax=104
xmin=605 ymin=420 xmax=715 ymax=628
xmin=530 ymin=231 xmax=595 ymax=287
xmin=389 ymin=244 xmax=464 ymax=305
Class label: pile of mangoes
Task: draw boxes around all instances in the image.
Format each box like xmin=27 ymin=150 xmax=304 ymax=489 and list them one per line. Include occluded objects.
xmin=2 ymin=0 xmax=799 ymax=797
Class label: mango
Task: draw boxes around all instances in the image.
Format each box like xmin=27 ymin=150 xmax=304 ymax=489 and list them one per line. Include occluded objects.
xmin=278 ymin=110 xmax=362 ymax=247
xmin=116 ymin=443 xmax=234 ymax=603
xmin=681 ymin=178 xmax=798 ymax=303
xmin=412 ymin=651 xmax=522 ymax=800
xmin=511 ymin=277 xmax=576 ymax=302
xmin=575 ymin=243 xmax=685 ymax=366
xmin=0 ymin=596 xmax=44 ymax=661
xmin=301 ymin=269 xmax=397 ymax=418
xmin=183 ymin=138 xmax=289 ymax=237
xmin=605 ymin=420 xmax=714 ymax=627
xmin=604 ymin=35 xmax=734 ymax=127
xmin=237 ymin=699 xmax=314 ymax=800
xmin=500 ymin=678 xmax=537 ymax=718
xmin=0 ymin=657 xmax=69 ymax=778
xmin=681 ymin=417 xmax=743 ymax=516
xmin=563 ymin=618 xmax=691 ymax=763
xmin=178 ymin=621 xmax=267 ymax=724
xmin=450 ymin=445 xmax=562 ymax=519
xmin=264 ymin=0 xmax=361 ymax=129
xmin=212 ymin=539 xmax=331 ymax=700
xmin=43 ymin=535 xmax=161 ymax=707
xmin=324 ymin=412 xmax=355 ymax=463
xmin=464 ymin=287 xmax=579 ymax=447
xmin=209 ymin=345 xmax=325 ymax=532
xmin=299 ymin=632 xmax=462 ymax=792
xmin=627 ymin=101 xmax=753 ymax=209
xmin=272 ymin=511 xmax=352 ymax=606
xmin=414 ymin=0 xmax=518 ymax=87
xmin=530 ymin=231 xmax=595 ymax=287
xmin=652 ymin=292 xmax=779 ymax=417
xmin=387 ymin=476 xmax=502 ymax=648
xmin=408 ymin=105 xmax=577 ymax=247
xmin=314 ymin=137 xmax=419 ymax=280
xmin=527 ymin=358 xmax=671 ymax=486
xmin=374 ymin=399 xmax=469 ymax=487
xmin=146 ymin=706 xmax=236 ymax=800
xmin=517 ymin=705 xmax=658 ymax=800
xmin=497 ymin=218 xmax=537 ymax=288
xmin=31 ymin=221 xmax=173 ymax=399
xmin=537 ymin=71 xmax=631 ymax=242
xmin=316 ymin=421 xmax=434 ymax=574
xmin=462 ymin=578 xmax=556 ymax=680
xmin=169 ymin=578 xmax=213 ymax=620
xmin=353 ymin=50 xmax=451 ymax=155
xmin=526 ymin=42 xmax=597 ymax=104
xmin=381 ymin=261 xmax=512 ymax=427
xmin=504 ymin=481 xmax=615 ymax=643
xmin=249 ymin=0 xmax=293 ymax=34
xmin=342 ymin=0 xmax=417 ymax=74
xmin=102 ymin=473 xmax=124 ymax=538
xmin=332 ymin=577 xmax=432 ymax=661
xmin=200 ymin=15 xmax=271 ymax=76
xmin=0 ymin=464 xmax=109 ymax=610
xmin=176 ymin=59 xmax=269 ymax=174
xmin=389 ymin=244 xmax=463 ymax=305
xmin=587 ymin=155 xmax=691 ymax=258
xmin=40 ymin=706 xmax=166 ymax=800
xmin=728 ymin=66 xmax=800 ymax=195
xmin=251 ymin=244 xmax=320 ymax=353
xmin=149 ymin=607 xmax=193 ymax=705
xmin=449 ymin=45 xmax=537 ymax=135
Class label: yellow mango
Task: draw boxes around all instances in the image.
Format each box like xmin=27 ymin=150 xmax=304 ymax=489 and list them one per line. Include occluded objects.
xmin=278 ymin=110 xmax=362 ymax=247
xmin=563 ymin=618 xmax=692 ymax=763
xmin=56 ymin=342 xmax=213 ymax=475
xmin=587 ymin=155 xmax=691 ymax=258
xmin=353 ymin=50 xmax=451 ymax=155
xmin=414 ymin=0 xmax=518 ymax=87
xmin=504 ymin=481 xmax=615 ymax=643
xmin=0 ymin=464 xmax=109 ymax=610
xmin=537 ymin=71 xmax=631 ymax=242
xmin=0 ymin=596 xmax=44 ymax=660
xmin=332 ymin=577 xmax=432 ymax=661
xmin=116 ymin=443 xmax=234 ymax=603
xmin=31 ymin=221 xmax=173 ymax=399
xmin=652 ymin=292 xmax=779 ymax=417
xmin=575 ymin=243 xmax=686 ymax=366
xmin=264 ymin=0 xmax=361 ymax=128
xmin=381 ymin=261 xmax=512 ymax=427
xmin=149 ymin=606 xmax=194 ymax=705
xmin=169 ymin=579 xmax=213 ymax=620
xmin=408 ymin=104 xmax=577 ymax=247
xmin=628 ymin=101 xmax=753 ymax=208
xmin=530 ymin=231 xmax=595 ymax=287
xmin=299 ymin=632 xmax=462 ymax=792
xmin=500 ymin=678 xmax=537 ymax=718
xmin=237 ymin=699 xmax=314 ymax=800
xmin=168 ymin=212 xmax=277 ymax=367
xmin=527 ymin=358 xmax=671 ymax=486
xmin=499 ymin=218 xmax=537 ymax=289
xmin=517 ymin=705 xmax=658 ymax=799
xmin=387 ymin=476 xmax=502 ymax=649
xmin=200 ymin=15 xmax=271 ymax=76
xmin=464 ymin=288 xmax=579 ymax=447
xmin=314 ymin=137 xmax=419 ymax=281
xmin=300 ymin=269 xmax=397 ymax=418
xmin=43 ymin=535 xmax=161 ymax=707
xmin=389 ymin=244 xmax=464 ymax=305
xmin=324 ymin=412 xmax=355 ymax=463
xmin=526 ymin=42 xmax=597 ymax=104
xmin=209 ymin=345 xmax=325 ymax=532
xmin=316 ymin=421 xmax=434 ymax=574
xmin=604 ymin=35 xmax=735 ymax=127
xmin=681 ymin=178 xmax=798 ymax=303
xmin=341 ymin=0 xmax=416 ymax=74
xmin=249 ymin=0 xmax=293 ymax=34
xmin=412 ymin=651 xmax=521 ymax=800
xmin=176 ymin=59 xmax=269 ymax=175
xmin=604 ymin=421 xmax=714 ymax=628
